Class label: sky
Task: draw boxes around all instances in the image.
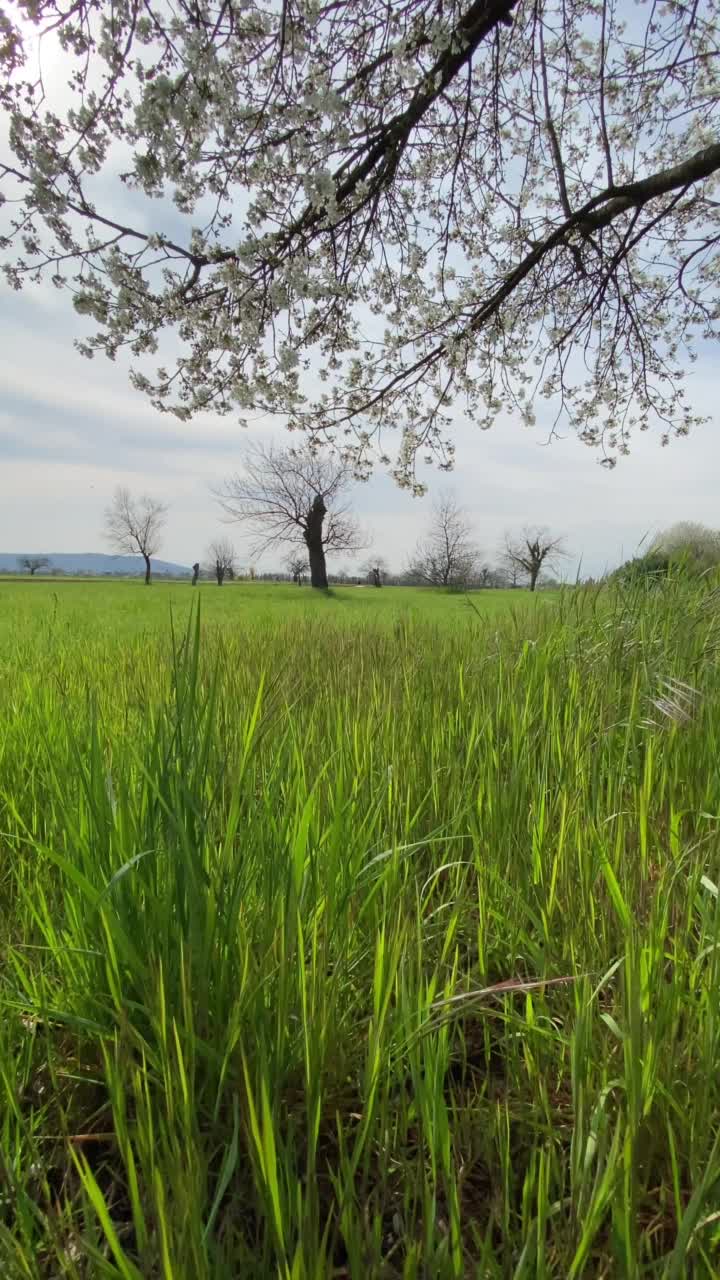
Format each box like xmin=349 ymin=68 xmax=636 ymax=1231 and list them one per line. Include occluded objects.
xmin=1 ymin=275 xmax=718 ymax=578
xmin=1 ymin=14 xmax=718 ymax=578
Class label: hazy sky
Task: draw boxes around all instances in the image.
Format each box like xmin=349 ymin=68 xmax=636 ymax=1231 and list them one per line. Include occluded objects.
xmin=1 ymin=278 xmax=718 ymax=576
xmin=2 ymin=18 xmax=718 ymax=578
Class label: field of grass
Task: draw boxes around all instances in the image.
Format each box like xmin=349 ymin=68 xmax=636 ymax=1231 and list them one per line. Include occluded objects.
xmin=0 ymin=579 xmax=536 ymax=642
xmin=1 ymin=577 xmax=719 ymax=1277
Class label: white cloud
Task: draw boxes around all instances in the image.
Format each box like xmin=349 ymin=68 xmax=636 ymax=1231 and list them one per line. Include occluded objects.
xmin=1 ymin=284 xmax=718 ymax=576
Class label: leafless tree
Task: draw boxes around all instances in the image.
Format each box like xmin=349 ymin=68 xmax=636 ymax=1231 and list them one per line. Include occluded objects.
xmin=191 ymin=562 xmax=200 ymax=587
xmin=216 ymin=442 xmax=365 ymax=589
xmin=407 ymin=494 xmax=479 ymax=588
xmin=476 ymin=565 xmax=505 ymax=589
xmin=360 ymin=556 xmax=389 ymax=587
xmin=286 ymin=553 xmax=309 ymax=586
xmin=502 ymin=527 xmax=568 ymax=592
xmin=104 ymin=487 xmax=168 ymax=586
xmin=207 ymin=538 xmax=238 ymax=586
xmin=18 ymin=556 xmax=50 ymax=576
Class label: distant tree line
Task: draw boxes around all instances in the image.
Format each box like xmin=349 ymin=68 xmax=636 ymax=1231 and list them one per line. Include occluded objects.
xmin=12 ymin=445 xmax=571 ymax=592
xmin=15 ymin=507 xmax=720 ymax=592
xmin=99 ymin=443 xmax=568 ymax=592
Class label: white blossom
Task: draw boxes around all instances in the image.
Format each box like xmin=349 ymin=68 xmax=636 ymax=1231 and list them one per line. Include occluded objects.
xmin=1 ymin=0 xmax=718 ymax=484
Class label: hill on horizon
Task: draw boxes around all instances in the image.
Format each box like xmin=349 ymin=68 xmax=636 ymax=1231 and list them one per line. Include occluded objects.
xmin=1 ymin=552 xmax=191 ymax=578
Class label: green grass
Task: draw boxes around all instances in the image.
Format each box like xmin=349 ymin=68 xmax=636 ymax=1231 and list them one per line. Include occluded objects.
xmin=1 ymin=577 xmax=719 ymax=1276
xmin=0 ymin=579 xmax=538 ymax=642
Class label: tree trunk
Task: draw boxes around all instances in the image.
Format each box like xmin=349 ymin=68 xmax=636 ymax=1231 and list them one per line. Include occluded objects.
xmin=144 ymin=554 xmax=151 ymax=585
xmin=529 ymin=566 xmax=539 ymax=591
xmin=216 ymin=566 xmax=224 ymax=586
xmin=307 ymin=542 xmax=328 ymax=589
xmin=305 ymin=495 xmax=328 ymax=589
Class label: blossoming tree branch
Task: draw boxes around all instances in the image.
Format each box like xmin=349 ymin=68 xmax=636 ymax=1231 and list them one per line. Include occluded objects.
xmin=1 ymin=0 xmax=718 ymax=486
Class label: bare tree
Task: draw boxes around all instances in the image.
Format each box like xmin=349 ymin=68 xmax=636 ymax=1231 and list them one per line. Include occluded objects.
xmin=104 ymin=488 xmax=168 ymax=586
xmin=216 ymin=442 xmax=365 ymax=589
xmin=502 ymin=527 xmax=568 ymax=592
xmin=360 ymin=556 xmax=389 ymax=587
xmin=286 ymin=554 xmax=309 ymax=586
xmin=207 ymin=538 xmax=237 ymax=586
xmin=3 ymin=3 xmax=719 ymax=482
xmin=407 ymin=494 xmax=479 ymax=588
xmin=191 ymin=562 xmax=200 ymax=587
xmin=18 ymin=556 xmax=50 ymax=576
xmin=476 ymin=565 xmax=503 ymax=589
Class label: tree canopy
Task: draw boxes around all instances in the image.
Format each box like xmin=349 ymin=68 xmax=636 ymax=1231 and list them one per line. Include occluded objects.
xmin=2 ymin=0 xmax=719 ymax=486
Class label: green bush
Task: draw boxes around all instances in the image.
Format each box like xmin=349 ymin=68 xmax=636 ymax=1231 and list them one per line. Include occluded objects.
xmin=615 ymin=550 xmax=671 ymax=583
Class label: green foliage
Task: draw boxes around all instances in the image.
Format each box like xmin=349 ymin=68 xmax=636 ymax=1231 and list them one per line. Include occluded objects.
xmin=1 ymin=578 xmax=720 ymax=1276
xmin=651 ymin=523 xmax=720 ymax=575
xmin=616 ymin=551 xmax=672 ymax=584
xmin=618 ymin=523 xmax=720 ymax=585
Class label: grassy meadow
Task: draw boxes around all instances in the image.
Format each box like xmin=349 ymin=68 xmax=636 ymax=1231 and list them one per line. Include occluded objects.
xmin=1 ymin=577 xmax=719 ymax=1276
xmin=0 ymin=579 xmax=531 ymax=643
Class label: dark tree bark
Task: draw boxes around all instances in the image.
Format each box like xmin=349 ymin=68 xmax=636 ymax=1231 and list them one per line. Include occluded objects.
xmin=191 ymin=562 xmax=200 ymax=586
xmin=143 ymin=554 xmax=151 ymax=586
xmin=304 ymin=495 xmax=329 ymax=589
